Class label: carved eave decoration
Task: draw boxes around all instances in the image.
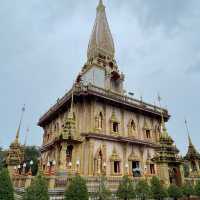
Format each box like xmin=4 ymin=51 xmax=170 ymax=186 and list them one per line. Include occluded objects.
xmin=110 ymin=111 xmax=119 ymax=123
xmin=189 ymin=170 xmax=200 ymax=178
xmin=128 ymin=151 xmax=141 ymax=161
xmin=185 ymin=141 xmax=200 ymax=161
xmin=110 ymin=147 xmax=121 ymax=161
xmin=94 ymin=144 xmax=106 ymax=161
xmin=6 ymin=142 xmax=24 ymax=166
xmin=143 ymin=120 xmax=149 ymax=130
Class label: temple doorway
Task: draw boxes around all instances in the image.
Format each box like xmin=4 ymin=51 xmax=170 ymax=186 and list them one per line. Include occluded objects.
xmin=132 ymin=161 xmax=141 ymax=177
xmin=66 ymin=145 xmax=73 ymax=166
xmin=169 ymin=166 xmax=181 ymax=186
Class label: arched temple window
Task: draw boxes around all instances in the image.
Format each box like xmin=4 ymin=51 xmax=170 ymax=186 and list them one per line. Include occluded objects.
xmin=110 ymin=111 xmax=120 ymax=135
xmin=110 ymin=147 xmax=121 ymax=175
xmin=94 ymin=146 xmax=106 ymax=175
xmin=113 ymin=122 xmax=118 ymax=133
xmin=99 ymin=112 xmax=103 ymax=129
xmin=146 ymin=130 xmax=151 ymax=139
xmin=66 ymin=145 xmax=73 ymax=166
xmin=95 ymin=112 xmax=104 ymax=131
xmin=97 ymin=150 xmax=103 ymax=174
xmin=191 ymin=160 xmax=197 ymax=172
xmin=128 ymin=119 xmax=136 ymax=136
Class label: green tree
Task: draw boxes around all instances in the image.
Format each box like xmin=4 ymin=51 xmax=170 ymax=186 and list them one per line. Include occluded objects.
xmin=24 ymin=146 xmax=40 ymax=176
xmin=0 ymin=147 xmax=7 ymax=170
xmin=0 ymin=147 xmax=3 ymax=170
xmin=94 ymin=176 xmax=111 ymax=200
xmin=116 ymin=175 xmax=135 ymax=200
xmin=0 ymin=168 xmax=14 ymax=200
xmin=150 ymin=176 xmax=167 ymax=200
xmin=195 ymin=180 xmax=200 ymax=197
xmin=181 ymin=183 xmax=194 ymax=200
xmin=64 ymin=175 xmax=89 ymax=200
xmin=135 ymin=179 xmax=151 ymax=200
xmin=23 ymin=174 xmax=49 ymax=200
xmin=168 ymin=184 xmax=182 ymax=200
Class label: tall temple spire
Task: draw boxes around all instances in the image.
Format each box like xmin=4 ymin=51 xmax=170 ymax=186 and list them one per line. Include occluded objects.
xmin=87 ymin=0 xmax=115 ymax=60
xmin=185 ymin=119 xmax=193 ymax=146
xmin=14 ymin=105 xmax=25 ymax=144
xmin=62 ymin=84 xmax=76 ymax=140
xmin=184 ymin=119 xmax=200 ymax=161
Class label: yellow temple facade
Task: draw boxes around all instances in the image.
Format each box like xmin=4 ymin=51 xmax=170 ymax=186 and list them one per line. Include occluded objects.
xmin=9 ymin=1 xmax=200 ymax=198
xmin=37 ymin=0 xmax=181 ymax=186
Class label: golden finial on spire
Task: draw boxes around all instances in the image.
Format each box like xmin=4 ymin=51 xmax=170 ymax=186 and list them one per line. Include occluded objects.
xmin=15 ymin=105 xmax=25 ymax=144
xmin=97 ymin=0 xmax=105 ymax=11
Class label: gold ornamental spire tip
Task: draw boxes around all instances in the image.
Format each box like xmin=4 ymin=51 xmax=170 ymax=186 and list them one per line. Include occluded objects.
xmin=98 ymin=0 xmax=104 ymax=7
xmin=97 ymin=0 xmax=105 ymax=12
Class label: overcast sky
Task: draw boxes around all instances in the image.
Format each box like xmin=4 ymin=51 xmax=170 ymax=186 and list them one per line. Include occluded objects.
xmin=0 ymin=0 xmax=200 ymax=154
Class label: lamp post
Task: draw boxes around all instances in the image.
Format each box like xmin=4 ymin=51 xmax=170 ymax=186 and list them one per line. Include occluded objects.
xmin=18 ymin=165 xmax=21 ymax=174
xmin=76 ymin=160 xmax=80 ymax=174
xmin=23 ymin=162 xmax=27 ymax=175
xmin=52 ymin=160 xmax=56 ymax=175
xmin=13 ymin=166 xmax=17 ymax=175
xmin=68 ymin=162 xmax=72 ymax=168
xmin=47 ymin=161 xmax=51 ymax=175
xmin=29 ymin=160 xmax=33 ymax=175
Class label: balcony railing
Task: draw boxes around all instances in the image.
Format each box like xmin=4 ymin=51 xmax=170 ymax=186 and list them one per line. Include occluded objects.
xmin=39 ymin=83 xmax=168 ymax=125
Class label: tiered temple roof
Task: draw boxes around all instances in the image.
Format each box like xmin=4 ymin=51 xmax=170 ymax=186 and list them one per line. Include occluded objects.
xmin=185 ymin=135 xmax=200 ymax=161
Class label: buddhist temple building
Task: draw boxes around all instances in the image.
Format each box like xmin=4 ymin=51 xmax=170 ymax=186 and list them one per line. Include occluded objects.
xmin=6 ymin=107 xmax=25 ymax=176
xmin=184 ymin=134 xmax=200 ymax=178
xmin=10 ymin=0 xmax=200 ymax=198
xmin=37 ymin=0 xmax=176 ymax=184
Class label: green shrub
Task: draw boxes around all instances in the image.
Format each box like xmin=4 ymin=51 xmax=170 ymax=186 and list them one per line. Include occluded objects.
xmin=150 ymin=176 xmax=167 ymax=200
xmin=64 ymin=175 xmax=89 ymax=200
xmin=0 ymin=168 xmax=14 ymax=200
xmin=168 ymin=184 xmax=182 ymax=200
xmin=135 ymin=179 xmax=151 ymax=200
xmin=181 ymin=183 xmax=194 ymax=200
xmin=23 ymin=174 xmax=49 ymax=200
xmin=195 ymin=180 xmax=200 ymax=197
xmin=94 ymin=176 xmax=111 ymax=200
xmin=116 ymin=175 xmax=135 ymax=200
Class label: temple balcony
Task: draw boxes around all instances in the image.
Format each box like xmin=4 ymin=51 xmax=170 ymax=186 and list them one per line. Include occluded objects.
xmin=38 ymin=83 xmax=170 ymax=127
